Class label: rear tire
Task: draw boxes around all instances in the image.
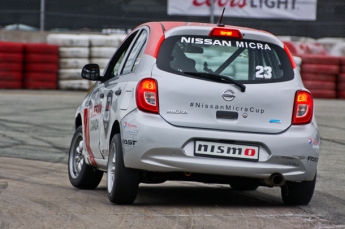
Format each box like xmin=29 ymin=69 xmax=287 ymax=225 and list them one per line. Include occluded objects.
xmin=281 ymin=173 xmax=316 ymax=205
xmin=107 ymin=134 xmax=139 ymax=204
xmin=68 ymin=126 xmax=103 ymax=189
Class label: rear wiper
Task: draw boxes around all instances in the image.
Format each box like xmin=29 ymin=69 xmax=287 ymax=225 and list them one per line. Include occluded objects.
xmin=183 ymin=72 xmax=246 ymax=92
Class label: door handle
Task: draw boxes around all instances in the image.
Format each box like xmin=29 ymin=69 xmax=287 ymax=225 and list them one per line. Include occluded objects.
xmin=115 ymin=88 xmax=122 ymax=96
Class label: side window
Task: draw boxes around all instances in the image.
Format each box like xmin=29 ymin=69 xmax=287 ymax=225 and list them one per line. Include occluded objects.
xmin=104 ymin=31 xmax=138 ymax=80
xmin=113 ymin=50 xmax=127 ymax=77
xmin=122 ymin=30 xmax=147 ymax=75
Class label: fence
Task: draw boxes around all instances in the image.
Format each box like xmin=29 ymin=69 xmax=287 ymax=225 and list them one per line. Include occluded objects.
xmin=0 ymin=0 xmax=345 ymax=38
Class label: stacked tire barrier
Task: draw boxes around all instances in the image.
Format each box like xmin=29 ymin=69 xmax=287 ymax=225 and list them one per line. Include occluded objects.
xmin=23 ymin=43 xmax=59 ymax=89
xmin=283 ymin=41 xmax=327 ymax=56
xmin=283 ymin=39 xmax=344 ymax=99
xmin=0 ymin=42 xmax=24 ymax=89
xmin=337 ymin=57 xmax=345 ymax=99
xmin=299 ymin=54 xmax=340 ymax=99
xmin=2 ymin=35 xmax=345 ymax=100
xmin=316 ymin=37 xmax=345 ymax=55
xmin=47 ymin=34 xmax=91 ymax=90
xmin=88 ymin=34 xmax=124 ymax=73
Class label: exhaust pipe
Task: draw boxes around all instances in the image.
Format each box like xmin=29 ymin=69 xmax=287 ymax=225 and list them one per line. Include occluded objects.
xmin=264 ymin=173 xmax=285 ymax=187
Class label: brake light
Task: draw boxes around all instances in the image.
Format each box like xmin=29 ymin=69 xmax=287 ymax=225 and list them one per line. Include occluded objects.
xmin=209 ymin=28 xmax=242 ymax=39
xmin=292 ymin=91 xmax=313 ymax=125
xmin=136 ymin=78 xmax=159 ymax=114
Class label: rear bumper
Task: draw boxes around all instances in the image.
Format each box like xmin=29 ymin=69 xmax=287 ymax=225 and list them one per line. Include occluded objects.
xmin=121 ymin=110 xmax=319 ymax=182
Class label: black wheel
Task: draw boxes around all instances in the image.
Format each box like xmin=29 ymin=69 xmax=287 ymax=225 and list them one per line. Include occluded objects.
xmin=68 ymin=126 xmax=103 ymax=189
xmin=281 ymin=173 xmax=317 ymax=205
xmin=107 ymin=134 xmax=140 ymax=204
xmin=230 ymin=181 xmax=259 ymax=191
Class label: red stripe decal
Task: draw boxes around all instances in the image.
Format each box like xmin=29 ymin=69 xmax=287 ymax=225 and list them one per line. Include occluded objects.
xmin=83 ymin=108 xmax=97 ymax=166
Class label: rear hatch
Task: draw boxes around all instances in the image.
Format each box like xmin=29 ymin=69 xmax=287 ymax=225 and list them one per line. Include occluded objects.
xmin=154 ymin=28 xmax=299 ymax=134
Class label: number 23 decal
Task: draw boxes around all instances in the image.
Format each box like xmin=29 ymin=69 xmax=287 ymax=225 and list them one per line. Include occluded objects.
xmin=256 ymin=66 xmax=272 ymax=79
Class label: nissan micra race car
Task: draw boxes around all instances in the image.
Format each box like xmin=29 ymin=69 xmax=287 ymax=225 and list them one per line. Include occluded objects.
xmin=68 ymin=21 xmax=320 ymax=205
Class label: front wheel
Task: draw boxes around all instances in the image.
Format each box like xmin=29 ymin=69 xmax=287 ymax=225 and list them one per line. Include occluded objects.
xmin=68 ymin=126 xmax=103 ymax=189
xmin=107 ymin=134 xmax=140 ymax=204
xmin=281 ymin=173 xmax=317 ymax=205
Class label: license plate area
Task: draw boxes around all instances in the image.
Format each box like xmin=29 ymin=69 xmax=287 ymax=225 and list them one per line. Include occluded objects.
xmin=194 ymin=140 xmax=259 ymax=161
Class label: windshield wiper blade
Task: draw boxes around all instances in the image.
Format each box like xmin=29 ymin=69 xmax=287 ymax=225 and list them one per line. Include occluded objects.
xmin=184 ymin=72 xmax=246 ymax=92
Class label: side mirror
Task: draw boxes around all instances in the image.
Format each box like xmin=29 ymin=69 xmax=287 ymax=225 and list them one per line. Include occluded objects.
xmin=81 ymin=64 xmax=100 ymax=81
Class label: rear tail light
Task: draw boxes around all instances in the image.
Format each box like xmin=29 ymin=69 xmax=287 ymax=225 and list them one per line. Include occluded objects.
xmin=292 ymin=91 xmax=313 ymax=125
xmin=136 ymin=78 xmax=159 ymax=114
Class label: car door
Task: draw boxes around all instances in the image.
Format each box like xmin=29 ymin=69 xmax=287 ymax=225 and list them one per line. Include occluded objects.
xmin=98 ymin=28 xmax=148 ymax=158
xmin=83 ymin=82 xmax=104 ymax=160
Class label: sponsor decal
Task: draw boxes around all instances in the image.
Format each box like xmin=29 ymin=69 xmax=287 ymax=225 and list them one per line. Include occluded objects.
xmin=85 ymin=100 xmax=92 ymax=107
xmin=94 ymin=104 xmax=102 ymax=114
xmin=308 ymin=138 xmax=320 ymax=150
xmin=190 ymin=102 xmax=265 ymax=114
xmin=103 ymin=91 xmax=113 ymax=137
xmin=90 ymin=119 xmax=99 ymax=131
xmin=269 ymin=119 xmax=281 ymax=124
xmin=123 ymin=139 xmax=137 ymax=147
xmin=192 ymin=0 xmax=297 ymax=9
xmin=168 ymin=0 xmax=317 ymax=21
xmin=91 ymin=104 xmax=102 ymax=117
xmin=180 ymin=37 xmax=271 ymax=50
xmin=193 ymin=0 xmax=247 ymax=8
xmin=124 ymin=128 xmax=139 ymax=136
xmin=123 ymin=122 xmax=137 ymax=128
xmin=195 ymin=140 xmax=259 ymax=160
xmin=101 ymin=149 xmax=109 ymax=157
xmin=167 ymin=110 xmax=188 ymax=114
xmin=308 ymin=138 xmax=319 ymax=145
xmin=307 ymin=156 xmax=318 ymax=163
xmin=123 ymin=122 xmax=139 ymax=136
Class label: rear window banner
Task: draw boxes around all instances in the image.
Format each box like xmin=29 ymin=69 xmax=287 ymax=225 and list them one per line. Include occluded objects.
xmin=157 ymin=36 xmax=294 ymax=83
xmin=181 ymin=37 xmax=272 ymax=50
xmin=167 ymin=0 xmax=317 ymax=21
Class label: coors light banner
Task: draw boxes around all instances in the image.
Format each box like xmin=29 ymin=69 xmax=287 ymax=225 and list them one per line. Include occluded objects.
xmin=167 ymin=0 xmax=317 ymax=21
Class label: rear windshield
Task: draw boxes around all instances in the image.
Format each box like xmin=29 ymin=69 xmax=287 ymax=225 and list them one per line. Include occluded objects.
xmin=157 ymin=35 xmax=294 ymax=83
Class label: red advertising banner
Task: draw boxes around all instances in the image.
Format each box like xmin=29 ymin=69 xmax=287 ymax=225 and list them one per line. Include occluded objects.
xmin=168 ymin=0 xmax=317 ymax=21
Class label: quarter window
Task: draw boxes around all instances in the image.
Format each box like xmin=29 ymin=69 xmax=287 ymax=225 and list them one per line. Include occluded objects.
xmin=104 ymin=30 xmax=139 ymax=80
xmin=122 ymin=30 xmax=147 ymax=75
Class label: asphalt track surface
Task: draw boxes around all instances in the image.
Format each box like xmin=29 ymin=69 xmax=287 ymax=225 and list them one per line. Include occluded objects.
xmin=0 ymin=90 xmax=344 ymax=229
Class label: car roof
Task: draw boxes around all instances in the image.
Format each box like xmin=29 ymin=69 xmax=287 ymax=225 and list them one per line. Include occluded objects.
xmin=135 ymin=21 xmax=283 ymax=58
xmin=138 ymin=21 xmax=272 ymax=34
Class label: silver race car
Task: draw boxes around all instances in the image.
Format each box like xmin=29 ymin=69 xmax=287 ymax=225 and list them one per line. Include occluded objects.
xmin=68 ymin=20 xmax=320 ymax=205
